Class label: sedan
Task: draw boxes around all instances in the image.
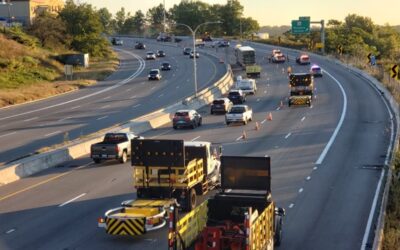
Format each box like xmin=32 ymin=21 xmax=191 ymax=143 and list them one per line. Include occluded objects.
xmin=161 ymin=61 xmax=171 ymax=71
xmin=190 ymin=51 xmax=200 ymax=58
xmin=148 ymin=69 xmax=162 ymax=80
xmin=146 ymin=51 xmax=156 ymax=60
xmin=156 ymin=50 xmax=166 ymax=57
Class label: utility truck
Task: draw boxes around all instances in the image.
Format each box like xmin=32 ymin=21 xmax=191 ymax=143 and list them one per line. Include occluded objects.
xmin=288 ymin=73 xmax=314 ymax=107
xmin=98 ymin=139 xmax=221 ymax=237
xmin=167 ymin=156 xmax=285 ymax=250
xmin=235 ymin=46 xmax=261 ymax=78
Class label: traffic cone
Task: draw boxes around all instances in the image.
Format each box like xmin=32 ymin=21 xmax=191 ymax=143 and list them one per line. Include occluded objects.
xmin=242 ymin=130 xmax=247 ymax=140
xmin=280 ymin=100 xmax=283 ymax=108
xmin=267 ymin=112 xmax=273 ymax=121
xmin=255 ymin=121 xmax=260 ymax=131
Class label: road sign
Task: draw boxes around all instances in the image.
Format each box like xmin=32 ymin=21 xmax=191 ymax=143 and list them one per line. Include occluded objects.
xmin=391 ymin=65 xmax=399 ymax=79
xmin=337 ymin=45 xmax=343 ymax=54
xmin=299 ymin=16 xmax=310 ymax=21
xmin=315 ymin=42 xmax=324 ymax=49
xmin=291 ymin=20 xmax=310 ymax=34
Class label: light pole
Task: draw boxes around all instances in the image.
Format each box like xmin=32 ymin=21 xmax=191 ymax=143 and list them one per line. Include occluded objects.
xmin=176 ymin=21 xmax=222 ymax=97
xmin=162 ymin=0 xmax=166 ymax=33
xmin=0 ymin=0 xmax=12 ymax=27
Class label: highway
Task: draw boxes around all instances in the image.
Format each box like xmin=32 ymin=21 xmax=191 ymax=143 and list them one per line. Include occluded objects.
xmin=0 ymin=42 xmax=394 ymax=250
xmin=0 ymin=38 xmax=226 ymax=165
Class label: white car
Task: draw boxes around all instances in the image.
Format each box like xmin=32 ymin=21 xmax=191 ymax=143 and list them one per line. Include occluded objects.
xmin=146 ymin=51 xmax=156 ymax=60
xmin=225 ymin=105 xmax=253 ymax=125
xmin=235 ymin=78 xmax=257 ymax=95
xmin=148 ymin=69 xmax=162 ymax=80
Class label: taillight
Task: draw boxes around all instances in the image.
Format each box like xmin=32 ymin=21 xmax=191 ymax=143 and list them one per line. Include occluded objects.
xmin=115 ymin=145 xmax=119 ymax=153
xmin=98 ymin=217 xmax=105 ymax=223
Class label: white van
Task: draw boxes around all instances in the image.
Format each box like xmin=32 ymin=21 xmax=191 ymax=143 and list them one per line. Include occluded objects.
xmin=235 ymin=78 xmax=257 ymax=95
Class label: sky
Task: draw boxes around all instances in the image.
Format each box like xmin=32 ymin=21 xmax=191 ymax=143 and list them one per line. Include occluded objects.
xmin=81 ymin=0 xmax=399 ymax=26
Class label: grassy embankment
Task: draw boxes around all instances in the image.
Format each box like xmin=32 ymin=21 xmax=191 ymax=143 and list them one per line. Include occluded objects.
xmin=0 ymin=30 xmax=118 ymax=108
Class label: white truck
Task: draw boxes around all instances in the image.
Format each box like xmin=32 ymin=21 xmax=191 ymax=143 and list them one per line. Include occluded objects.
xmin=235 ymin=78 xmax=257 ymax=95
xmin=225 ymin=105 xmax=253 ymax=125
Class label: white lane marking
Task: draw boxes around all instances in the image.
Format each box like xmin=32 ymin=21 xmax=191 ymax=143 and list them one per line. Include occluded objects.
xmin=261 ymin=119 xmax=266 ymax=124
xmin=361 ymin=72 xmax=395 ymax=250
xmin=127 ymin=88 xmax=132 ymax=91
xmin=235 ymin=135 xmax=243 ymax=141
xmin=71 ymin=105 xmax=81 ymax=110
xmin=306 ymin=176 xmax=311 ymax=181
xmin=151 ymin=86 xmax=155 ymax=90
xmin=288 ymin=204 xmax=294 ymax=209
xmin=58 ymin=116 xmax=73 ymax=122
xmin=257 ymin=98 xmax=260 ymax=102
xmin=284 ymin=133 xmax=291 ymax=139
xmin=176 ymin=86 xmax=180 ymax=89
xmin=301 ymin=116 xmax=306 ymax=122
xmin=276 ymin=107 xmax=281 ymax=111
xmin=101 ymin=105 xmax=110 ymax=109
xmin=298 ymin=188 xmax=304 ymax=193
xmin=131 ymin=95 xmax=136 ymax=99
xmin=6 ymin=229 xmax=15 ymax=234
xmin=264 ymin=90 xmax=267 ymax=94
xmin=0 ymin=49 xmax=145 ymax=122
xmin=24 ymin=117 xmax=39 ymax=122
xmin=313 ymin=166 xmax=318 ymax=170
xmin=45 ymin=131 xmax=61 ymax=137
xmin=103 ymin=96 xmax=111 ymax=100
xmin=96 ymin=115 xmax=108 ymax=120
xmin=315 ymin=69 xmax=347 ymax=165
xmin=191 ymin=136 xmax=201 ymax=141
xmin=159 ymin=94 xmax=164 ymax=98
xmin=310 ymin=105 xmax=313 ymax=109
xmin=141 ymin=82 xmax=145 ymax=85
xmin=58 ymin=193 xmax=86 ymax=207
xmin=133 ymin=104 xmax=141 ymax=108
xmin=0 ymin=132 xmax=16 ymax=138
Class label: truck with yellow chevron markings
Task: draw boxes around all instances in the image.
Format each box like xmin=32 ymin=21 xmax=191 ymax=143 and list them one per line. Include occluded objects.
xmin=288 ymin=73 xmax=314 ymax=107
xmin=98 ymin=139 xmax=221 ymax=237
xmin=167 ymin=156 xmax=285 ymax=250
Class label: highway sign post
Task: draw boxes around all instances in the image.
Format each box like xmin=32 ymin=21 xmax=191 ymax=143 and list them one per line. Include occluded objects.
xmin=291 ymin=19 xmax=310 ymax=34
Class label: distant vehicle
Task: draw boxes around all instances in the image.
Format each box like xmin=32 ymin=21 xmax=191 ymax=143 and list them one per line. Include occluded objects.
xmin=160 ymin=61 xmax=171 ymax=71
xmin=134 ymin=42 xmax=146 ymax=49
xmin=271 ymin=49 xmax=281 ymax=56
xmin=146 ymin=51 xmax=156 ymax=60
xmin=296 ymin=54 xmax=311 ymax=65
xmin=148 ymin=69 xmax=162 ymax=80
xmin=156 ymin=50 xmax=166 ymax=57
xmin=288 ymin=73 xmax=314 ymax=107
xmin=190 ymin=51 xmax=200 ymax=58
xmin=218 ymin=40 xmax=230 ymax=47
xmin=111 ymin=37 xmax=123 ymax=45
xmin=210 ymin=98 xmax=233 ymax=114
xmin=90 ymin=132 xmax=142 ymax=164
xmin=157 ymin=32 xmax=172 ymax=42
xmin=235 ymin=46 xmax=256 ymax=67
xmin=227 ymin=89 xmax=246 ymax=104
xmin=183 ymin=47 xmax=192 ymax=55
xmin=173 ymin=110 xmax=202 ymax=129
xmin=236 ymin=78 xmax=257 ymax=95
xmin=225 ymin=104 xmax=253 ymax=125
xmin=310 ymin=64 xmax=323 ymax=77
xmin=272 ymin=53 xmax=286 ymax=63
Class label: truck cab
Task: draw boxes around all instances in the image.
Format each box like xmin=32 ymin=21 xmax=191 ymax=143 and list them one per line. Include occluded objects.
xmin=235 ymin=78 xmax=257 ymax=95
xmin=184 ymin=141 xmax=221 ymax=180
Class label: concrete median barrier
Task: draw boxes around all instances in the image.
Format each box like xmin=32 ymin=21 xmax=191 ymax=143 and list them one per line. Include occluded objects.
xmin=0 ymin=64 xmax=234 ymax=186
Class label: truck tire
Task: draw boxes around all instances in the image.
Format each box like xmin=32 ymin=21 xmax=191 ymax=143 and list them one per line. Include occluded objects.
xmin=187 ymin=188 xmax=197 ymax=211
xmin=243 ymin=119 xmax=247 ymax=125
xmin=275 ymin=217 xmax=283 ymax=246
xmin=119 ymin=151 xmax=127 ymax=163
xmin=93 ymin=159 xmax=101 ymax=164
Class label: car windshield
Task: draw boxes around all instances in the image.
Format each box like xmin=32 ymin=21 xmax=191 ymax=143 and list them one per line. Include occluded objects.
xmin=229 ymin=92 xmax=240 ymax=96
xmin=104 ymin=133 xmax=128 ymax=143
xmin=162 ymin=63 xmax=169 ymax=66
xmin=158 ymin=51 xmax=164 ymax=53
xmin=150 ymin=70 xmax=158 ymax=74
xmin=213 ymin=100 xmax=225 ymax=105
xmin=175 ymin=111 xmax=189 ymax=117
xmin=229 ymin=107 xmax=245 ymax=113
xmin=147 ymin=52 xmax=154 ymax=55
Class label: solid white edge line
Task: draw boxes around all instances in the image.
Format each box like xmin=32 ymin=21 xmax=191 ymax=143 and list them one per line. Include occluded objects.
xmin=23 ymin=117 xmax=39 ymax=122
xmin=96 ymin=115 xmax=108 ymax=120
xmin=58 ymin=193 xmax=86 ymax=207
xmin=361 ymin=80 xmax=395 ymax=250
xmin=191 ymin=136 xmax=201 ymax=141
xmin=6 ymin=229 xmax=15 ymax=234
xmin=285 ymin=133 xmax=291 ymax=139
xmin=45 ymin=131 xmax=61 ymax=137
xmin=0 ymin=132 xmax=16 ymax=138
xmin=301 ymin=116 xmax=306 ymax=122
xmin=315 ymin=69 xmax=348 ymax=164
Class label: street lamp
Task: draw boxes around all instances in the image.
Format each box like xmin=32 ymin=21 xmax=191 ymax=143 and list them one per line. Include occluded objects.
xmin=0 ymin=0 xmax=13 ymax=27
xmin=162 ymin=0 xmax=166 ymax=33
xmin=176 ymin=21 xmax=222 ymax=97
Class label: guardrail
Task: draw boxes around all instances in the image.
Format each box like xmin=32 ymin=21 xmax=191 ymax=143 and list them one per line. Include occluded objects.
xmin=0 ymin=48 xmax=234 ymax=186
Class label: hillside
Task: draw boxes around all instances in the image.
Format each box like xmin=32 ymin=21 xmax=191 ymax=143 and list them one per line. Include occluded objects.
xmin=259 ymin=25 xmax=291 ymax=36
xmin=394 ymin=25 xmax=400 ymax=33
xmin=0 ymin=30 xmax=118 ymax=108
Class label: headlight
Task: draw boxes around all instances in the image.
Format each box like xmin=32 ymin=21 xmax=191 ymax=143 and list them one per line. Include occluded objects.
xmin=148 ymin=75 xmax=151 ymax=77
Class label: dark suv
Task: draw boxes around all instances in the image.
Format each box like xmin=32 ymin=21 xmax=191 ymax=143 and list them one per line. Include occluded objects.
xmin=227 ymin=90 xmax=246 ymax=104
xmin=211 ymin=98 xmax=233 ymax=114
xmin=135 ymin=42 xmax=146 ymax=49
xmin=183 ymin=47 xmax=192 ymax=55
xmin=173 ymin=110 xmax=202 ymax=129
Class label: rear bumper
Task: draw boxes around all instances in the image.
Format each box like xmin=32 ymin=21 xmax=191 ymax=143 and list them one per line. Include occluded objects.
xmin=91 ymin=154 xmax=118 ymax=159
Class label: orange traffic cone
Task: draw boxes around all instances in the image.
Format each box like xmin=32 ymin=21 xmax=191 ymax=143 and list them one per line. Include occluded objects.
xmin=242 ymin=130 xmax=247 ymax=140
xmin=255 ymin=121 xmax=260 ymax=131
xmin=267 ymin=112 xmax=273 ymax=121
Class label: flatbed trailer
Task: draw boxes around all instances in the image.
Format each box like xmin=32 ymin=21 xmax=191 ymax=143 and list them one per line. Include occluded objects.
xmin=168 ymin=156 xmax=285 ymax=250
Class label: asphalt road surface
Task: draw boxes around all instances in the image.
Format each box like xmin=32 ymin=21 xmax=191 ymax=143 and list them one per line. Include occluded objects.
xmin=0 ymin=42 xmax=393 ymax=250
xmin=0 ymin=37 xmax=226 ymax=165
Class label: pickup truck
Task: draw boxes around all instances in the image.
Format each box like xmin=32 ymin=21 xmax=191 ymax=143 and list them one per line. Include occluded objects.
xmin=236 ymin=78 xmax=257 ymax=95
xmin=225 ymin=104 xmax=253 ymax=125
xmin=91 ymin=132 xmax=142 ymax=164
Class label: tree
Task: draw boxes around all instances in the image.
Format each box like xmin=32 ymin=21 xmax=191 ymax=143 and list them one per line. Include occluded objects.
xmin=98 ymin=8 xmax=113 ymax=34
xmin=240 ymin=17 xmax=260 ymax=38
xmin=146 ymin=4 xmax=165 ymax=32
xmin=28 ymin=11 xmax=69 ymax=50
xmin=114 ymin=7 xmax=129 ymax=34
xmin=219 ymin=0 xmax=244 ymax=36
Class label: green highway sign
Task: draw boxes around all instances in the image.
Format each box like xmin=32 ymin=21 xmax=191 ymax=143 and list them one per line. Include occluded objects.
xmin=291 ymin=20 xmax=310 ymax=34
xmin=299 ymin=16 xmax=310 ymax=21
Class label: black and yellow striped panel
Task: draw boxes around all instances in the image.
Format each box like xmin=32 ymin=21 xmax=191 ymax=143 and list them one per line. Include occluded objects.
xmin=105 ymin=217 xmax=145 ymax=236
xmin=292 ymin=98 xmax=309 ymax=105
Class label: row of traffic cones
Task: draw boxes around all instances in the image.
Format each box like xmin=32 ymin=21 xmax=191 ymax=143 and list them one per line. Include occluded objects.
xmin=240 ymin=112 xmax=273 ymax=140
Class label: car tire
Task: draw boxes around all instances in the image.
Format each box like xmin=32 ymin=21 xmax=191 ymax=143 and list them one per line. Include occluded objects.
xmin=119 ymin=151 xmax=127 ymax=163
xmin=243 ymin=120 xmax=247 ymax=125
xmin=198 ymin=118 xmax=202 ymax=126
xmin=93 ymin=159 xmax=101 ymax=164
xmin=210 ymin=110 xmax=214 ymax=115
xmin=173 ymin=125 xmax=177 ymax=129
xmin=192 ymin=122 xmax=196 ymax=129
xmin=226 ymin=121 xmax=230 ymax=126
xmin=249 ymin=116 xmax=252 ymax=122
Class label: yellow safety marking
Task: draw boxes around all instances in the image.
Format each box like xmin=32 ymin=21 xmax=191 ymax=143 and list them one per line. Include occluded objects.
xmin=0 ymin=163 xmax=91 ymax=202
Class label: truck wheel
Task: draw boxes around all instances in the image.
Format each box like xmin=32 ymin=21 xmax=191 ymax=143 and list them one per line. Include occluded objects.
xmin=93 ymin=159 xmax=101 ymax=164
xmin=243 ymin=119 xmax=247 ymax=125
xmin=187 ymin=188 xmax=197 ymax=211
xmin=173 ymin=125 xmax=177 ymax=129
xmin=275 ymin=217 xmax=283 ymax=246
xmin=191 ymin=122 xmax=196 ymax=129
xmin=119 ymin=151 xmax=127 ymax=163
